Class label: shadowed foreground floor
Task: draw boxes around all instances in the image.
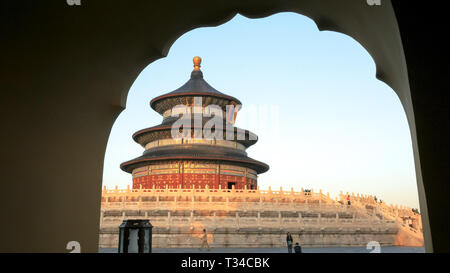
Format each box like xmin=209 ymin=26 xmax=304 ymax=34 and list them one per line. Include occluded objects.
xmin=99 ymin=246 xmax=425 ymax=253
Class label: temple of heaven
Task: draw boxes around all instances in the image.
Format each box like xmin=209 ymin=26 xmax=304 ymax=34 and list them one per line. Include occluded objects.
xmin=120 ymin=57 xmax=269 ymax=190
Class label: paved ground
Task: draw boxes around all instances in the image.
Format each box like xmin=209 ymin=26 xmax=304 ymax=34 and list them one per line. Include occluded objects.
xmin=99 ymin=246 xmax=425 ymax=253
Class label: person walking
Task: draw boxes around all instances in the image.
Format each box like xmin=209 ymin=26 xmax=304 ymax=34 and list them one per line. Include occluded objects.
xmin=286 ymin=232 xmax=293 ymax=253
xmin=294 ymin=242 xmax=302 ymax=253
xmin=201 ymin=229 xmax=210 ymax=250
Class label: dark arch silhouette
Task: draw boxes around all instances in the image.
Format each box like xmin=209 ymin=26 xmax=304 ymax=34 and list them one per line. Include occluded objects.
xmin=0 ymin=0 xmax=448 ymax=252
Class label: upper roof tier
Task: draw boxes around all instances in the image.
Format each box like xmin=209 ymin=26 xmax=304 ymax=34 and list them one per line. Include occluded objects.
xmin=150 ymin=57 xmax=242 ymax=115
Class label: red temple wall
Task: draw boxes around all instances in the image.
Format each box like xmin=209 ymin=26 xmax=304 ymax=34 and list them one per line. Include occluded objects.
xmin=131 ymin=161 xmax=258 ymax=190
xmin=133 ymin=173 xmax=257 ymax=190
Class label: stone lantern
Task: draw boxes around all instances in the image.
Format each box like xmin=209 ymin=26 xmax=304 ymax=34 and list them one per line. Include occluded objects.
xmin=118 ymin=219 xmax=153 ymax=253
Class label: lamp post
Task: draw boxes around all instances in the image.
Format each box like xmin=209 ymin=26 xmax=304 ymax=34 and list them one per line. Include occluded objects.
xmin=118 ymin=219 xmax=153 ymax=253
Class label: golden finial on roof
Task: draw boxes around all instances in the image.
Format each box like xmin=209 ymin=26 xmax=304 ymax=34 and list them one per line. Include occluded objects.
xmin=193 ymin=56 xmax=202 ymax=71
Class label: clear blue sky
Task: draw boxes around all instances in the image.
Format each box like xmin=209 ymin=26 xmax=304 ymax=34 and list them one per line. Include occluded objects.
xmin=102 ymin=12 xmax=419 ymax=209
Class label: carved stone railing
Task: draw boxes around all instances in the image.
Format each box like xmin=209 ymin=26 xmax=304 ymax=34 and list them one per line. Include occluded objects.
xmin=100 ymin=186 xmax=422 ymax=232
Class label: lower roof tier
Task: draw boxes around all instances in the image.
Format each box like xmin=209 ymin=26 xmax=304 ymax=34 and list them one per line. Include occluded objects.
xmin=120 ymin=144 xmax=269 ymax=174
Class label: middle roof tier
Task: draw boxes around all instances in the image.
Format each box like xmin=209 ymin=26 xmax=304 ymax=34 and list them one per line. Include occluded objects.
xmin=132 ymin=115 xmax=259 ymax=149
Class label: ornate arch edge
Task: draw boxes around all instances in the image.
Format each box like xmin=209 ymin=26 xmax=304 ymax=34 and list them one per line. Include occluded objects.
xmin=115 ymin=0 xmax=431 ymax=252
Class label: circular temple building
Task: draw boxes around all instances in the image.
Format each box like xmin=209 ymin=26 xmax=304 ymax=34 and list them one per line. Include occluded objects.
xmin=120 ymin=57 xmax=269 ymax=190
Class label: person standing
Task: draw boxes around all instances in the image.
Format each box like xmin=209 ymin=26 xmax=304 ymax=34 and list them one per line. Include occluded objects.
xmin=201 ymin=229 xmax=210 ymax=250
xmin=286 ymin=232 xmax=293 ymax=253
xmin=347 ymin=195 xmax=351 ymax=206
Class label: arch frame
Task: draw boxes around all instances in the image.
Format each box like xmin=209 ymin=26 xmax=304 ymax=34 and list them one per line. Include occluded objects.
xmin=2 ymin=0 xmax=446 ymax=252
